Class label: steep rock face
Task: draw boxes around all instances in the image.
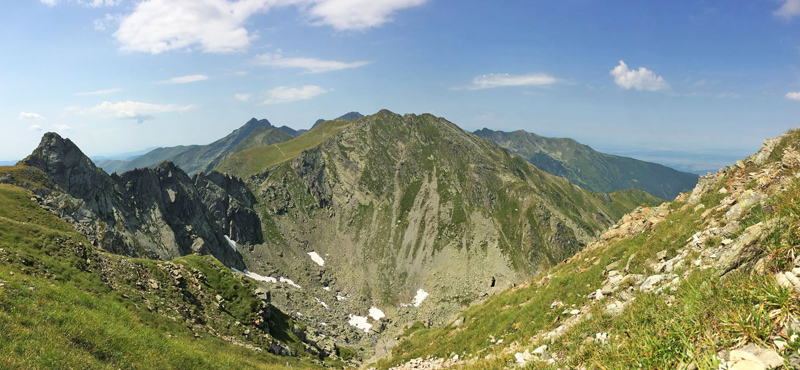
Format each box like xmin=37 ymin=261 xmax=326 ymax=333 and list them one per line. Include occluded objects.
xmin=195 ymin=171 xmax=263 ymax=246
xmin=474 ymin=128 xmax=698 ymax=200
xmin=20 ymin=133 xmax=245 ymax=269
xmin=237 ymin=110 xmax=628 ymax=330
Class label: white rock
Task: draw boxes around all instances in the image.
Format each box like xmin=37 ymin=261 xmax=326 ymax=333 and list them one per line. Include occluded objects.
xmin=532 ymin=345 xmax=547 ymax=355
xmin=570 ymin=309 xmax=580 ymax=315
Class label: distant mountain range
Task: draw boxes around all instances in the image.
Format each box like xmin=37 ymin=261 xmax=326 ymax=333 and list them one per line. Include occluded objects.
xmin=474 ymin=128 xmax=698 ymax=200
xmin=96 ymin=112 xmax=365 ymax=175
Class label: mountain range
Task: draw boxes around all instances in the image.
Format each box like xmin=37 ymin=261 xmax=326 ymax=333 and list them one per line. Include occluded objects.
xmin=96 ymin=112 xmax=365 ymax=176
xmin=0 ymin=109 xmax=723 ymax=368
xmin=474 ymin=128 xmax=698 ymax=200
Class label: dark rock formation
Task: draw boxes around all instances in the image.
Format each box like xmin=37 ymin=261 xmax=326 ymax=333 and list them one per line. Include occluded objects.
xmin=20 ymin=132 xmax=245 ymax=269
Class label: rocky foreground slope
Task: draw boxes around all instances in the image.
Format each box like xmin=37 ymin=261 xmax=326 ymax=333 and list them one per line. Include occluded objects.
xmin=378 ymin=129 xmax=800 ymax=369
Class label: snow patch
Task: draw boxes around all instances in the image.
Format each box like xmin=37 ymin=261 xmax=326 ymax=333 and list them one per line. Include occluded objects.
xmin=315 ymin=297 xmax=329 ymax=309
xmin=348 ymin=315 xmax=372 ymax=333
xmin=336 ymin=294 xmax=347 ymax=301
xmin=413 ymin=289 xmax=429 ymax=307
xmin=368 ymin=307 xmax=385 ymax=321
xmin=307 ymin=251 xmax=325 ymax=266
xmin=244 ymin=270 xmax=277 ymax=283
xmin=224 ymin=235 xmax=237 ymax=252
xmin=280 ymin=277 xmax=301 ymax=289
xmin=323 ymin=286 xmax=331 ymax=291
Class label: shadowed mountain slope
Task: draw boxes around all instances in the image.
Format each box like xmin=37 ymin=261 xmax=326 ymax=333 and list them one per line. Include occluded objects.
xmin=474 ymin=128 xmax=698 ymax=200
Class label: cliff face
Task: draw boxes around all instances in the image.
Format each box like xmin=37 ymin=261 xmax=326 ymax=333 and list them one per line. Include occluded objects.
xmin=19 ymin=133 xmax=249 ymax=269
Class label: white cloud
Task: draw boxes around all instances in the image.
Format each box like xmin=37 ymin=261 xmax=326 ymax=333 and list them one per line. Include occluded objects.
xmin=610 ymin=60 xmax=669 ymax=91
xmin=234 ymin=93 xmax=252 ymax=101
xmin=776 ymin=0 xmax=800 ymax=19
xmin=305 ymin=0 xmax=428 ymax=30
xmin=114 ymin=0 xmax=287 ymax=54
xmin=251 ymin=53 xmax=370 ymax=74
xmin=41 ymin=0 xmax=121 ymax=7
xmin=457 ymin=73 xmax=561 ymax=90
xmin=787 ymin=92 xmax=800 ymax=101
xmin=27 ymin=124 xmax=44 ymax=131
xmin=75 ymin=88 xmax=122 ymax=96
xmin=262 ymin=85 xmax=329 ymax=104
xmin=19 ymin=112 xmax=45 ymax=120
xmin=113 ymin=0 xmax=427 ymax=54
xmin=155 ymin=74 xmax=209 ymax=84
xmin=94 ymin=13 xmax=123 ymax=31
xmin=55 ymin=124 xmax=73 ymax=132
xmin=72 ymin=100 xmax=197 ymax=123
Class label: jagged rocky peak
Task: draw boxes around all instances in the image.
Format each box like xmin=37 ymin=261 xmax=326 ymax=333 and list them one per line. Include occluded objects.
xmin=19 ymin=132 xmax=246 ymax=270
xmin=21 ymin=132 xmax=113 ymax=196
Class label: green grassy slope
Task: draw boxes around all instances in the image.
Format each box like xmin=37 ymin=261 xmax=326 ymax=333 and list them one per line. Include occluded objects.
xmin=215 ymin=118 xmax=355 ymax=179
xmin=474 ymin=128 xmax=698 ymax=200
xmin=96 ymin=118 xmax=293 ymax=176
xmin=0 ymin=167 xmax=326 ymax=369
xmin=376 ymin=128 xmax=800 ymax=369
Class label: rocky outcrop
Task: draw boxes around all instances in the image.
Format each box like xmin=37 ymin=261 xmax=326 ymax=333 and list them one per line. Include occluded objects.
xmin=195 ymin=171 xmax=263 ymax=246
xmin=19 ymin=133 xmax=245 ymax=269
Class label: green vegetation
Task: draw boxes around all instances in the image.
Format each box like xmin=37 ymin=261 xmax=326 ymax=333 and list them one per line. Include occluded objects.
xmin=97 ymin=118 xmax=294 ymax=175
xmin=216 ymin=118 xmax=354 ymax=179
xmin=0 ymin=182 xmax=321 ymax=369
xmin=474 ymin=128 xmax=699 ymax=200
xmin=375 ymin=130 xmax=800 ymax=369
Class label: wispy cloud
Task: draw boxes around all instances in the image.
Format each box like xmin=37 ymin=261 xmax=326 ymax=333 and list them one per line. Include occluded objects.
xmin=155 ymin=74 xmax=209 ymax=84
xmin=610 ymin=60 xmax=669 ymax=92
xmin=70 ymin=100 xmax=197 ymax=123
xmin=113 ymin=0 xmax=428 ymax=54
xmin=305 ymin=0 xmax=428 ymax=30
xmin=251 ymin=53 xmax=370 ymax=74
xmin=234 ymin=93 xmax=252 ymax=102
xmin=262 ymin=85 xmax=329 ymax=104
xmin=41 ymin=0 xmax=121 ymax=7
xmin=75 ymin=88 xmax=122 ymax=96
xmin=775 ymin=0 xmax=800 ymax=19
xmin=27 ymin=124 xmax=43 ymax=131
xmin=787 ymin=92 xmax=800 ymax=101
xmin=455 ymin=73 xmax=561 ymax=90
xmin=19 ymin=112 xmax=45 ymax=120
xmin=55 ymin=124 xmax=73 ymax=132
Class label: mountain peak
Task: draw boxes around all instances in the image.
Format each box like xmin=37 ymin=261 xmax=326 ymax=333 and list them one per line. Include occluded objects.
xmin=311 ymin=111 xmax=365 ymax=129
xmin=242 ymin=118 xmax=272 ymax=129
xmin=22 ymin=132 xmax=111 ymax=197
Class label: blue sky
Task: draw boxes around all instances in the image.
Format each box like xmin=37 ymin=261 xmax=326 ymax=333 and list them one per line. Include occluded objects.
xmin=2 ymin=0 xmax=800 ymax=173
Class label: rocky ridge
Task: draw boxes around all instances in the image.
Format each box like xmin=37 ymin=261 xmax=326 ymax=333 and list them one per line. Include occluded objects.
xmin=216 ymin=110 xmax=661 ymax=361
xmin=15 ymin=133 xmax=253 ymax=270
xmin=380 ymin=128 xmax=800 ymax=369
xmin=474 ymin=128 xmax=699 ymax=200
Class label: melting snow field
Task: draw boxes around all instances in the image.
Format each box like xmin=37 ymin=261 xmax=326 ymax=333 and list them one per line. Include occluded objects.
xmin=307 ymin=252 xmax=325 ymax=266
xmin=368 ymin=307 xmax=385 ymax=321
xmin=348 ymin=315 xmax=372 ymax=333
xmin=413 ymin=289 xmax=429 ymax=307
xmin=280 ymin=277 xmax=302 ymax=288
xmin=244 ymin=270 xmax=277 ymax=283
xmin=224 ymin=235 xmax=237 ymax=252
